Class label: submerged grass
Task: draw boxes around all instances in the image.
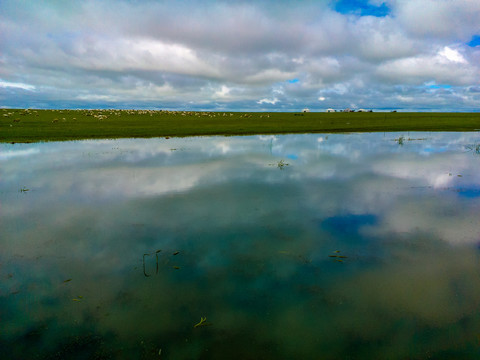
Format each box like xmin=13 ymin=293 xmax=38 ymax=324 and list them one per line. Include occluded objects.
xmin=465 ymin=143 xmax=480 ymax=154
xmin=1 ymin=108 xmax=480 ymax=143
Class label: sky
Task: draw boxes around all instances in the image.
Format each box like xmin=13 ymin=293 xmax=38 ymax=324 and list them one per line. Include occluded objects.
xmin=1 ymin=0 xmax=480 ymax=111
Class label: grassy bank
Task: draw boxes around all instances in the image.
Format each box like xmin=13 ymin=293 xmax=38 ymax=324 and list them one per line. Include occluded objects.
xmin=1 ymin=109 xmax=480 ymax=143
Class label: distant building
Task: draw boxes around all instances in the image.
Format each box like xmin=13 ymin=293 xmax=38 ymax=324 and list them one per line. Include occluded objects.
xmin=326 ymin=108 xmax=335 ymax=112
xmin=302 ymin=108 xmax=310 ymax=113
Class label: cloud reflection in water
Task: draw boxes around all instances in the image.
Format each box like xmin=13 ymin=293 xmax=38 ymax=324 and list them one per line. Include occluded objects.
xmin=1 ymin=132 xmax=480 ymax=359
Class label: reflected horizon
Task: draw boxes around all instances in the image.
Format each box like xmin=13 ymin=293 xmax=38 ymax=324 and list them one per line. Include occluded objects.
xmin=1 ymin=132 xmax=480 ymax=359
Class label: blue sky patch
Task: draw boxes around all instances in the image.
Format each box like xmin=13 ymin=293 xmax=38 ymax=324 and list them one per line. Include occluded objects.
xmin=427 ymin=84 xmax=452 ymax=90
xmin=333 ymin=0 xmax=390 ymax=17
xmin=287 ymin=78 xmax=299 ymax=84
xmin=468 ymin=35 xmax=480 ymax=47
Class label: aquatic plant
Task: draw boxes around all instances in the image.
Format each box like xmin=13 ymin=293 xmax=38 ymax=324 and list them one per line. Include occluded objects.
xmin=277 ymin=159 xmax=289 ymax=169
xmin=465 ymin=143 xmax=480 ymax=154
xmin=142 ymin=249 xmax=180 ymax=276
xmin=269 ymin=159 xmax=289 ymax=169
xmin=194 ymin=317 xmax=208 ymax=328
xmin=329 ymin=251 xmax=348 ymax=263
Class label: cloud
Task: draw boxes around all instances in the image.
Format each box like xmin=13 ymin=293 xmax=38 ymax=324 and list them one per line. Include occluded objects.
xmin=214 ymin=85 xmax=231 ymax=99
xmin=0 ymin=80 xmax=35 ymax=91
xmin=394 ymin=0 xmax=480 ymax=41
xmin=257 ymin=97 xmax=280 ymax=105
xmin=438 ymin=46 xmax=467 ymax=64
xmin=1 ymin=0 xmax=480 ymax=110
xmin=376 ymin=46 xmax=478 ymax=86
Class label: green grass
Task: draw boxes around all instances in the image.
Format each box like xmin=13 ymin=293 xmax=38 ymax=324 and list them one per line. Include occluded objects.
xmin=1 ymin=109 xmax=480 ymax=143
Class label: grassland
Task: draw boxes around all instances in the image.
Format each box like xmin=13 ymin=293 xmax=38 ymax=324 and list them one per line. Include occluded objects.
xmin=1 ymin=108 xmax=480 ymax=143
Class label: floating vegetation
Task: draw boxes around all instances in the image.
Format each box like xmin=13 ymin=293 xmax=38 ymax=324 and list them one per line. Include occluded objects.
xmin=63 ymin=278 xmax=72 ymax=283
xmin=394 ymin=136 xmax=426 ymax=146
xmin=269 ymin=159 xmax=289 ymax=169
xmin=329 ymin=251 xmax=348 ymax=263
xmin=143 ymin=249 xmax=180 ymax=276
xmin=194 ymin=317 xmax=210 ymax=328
xmin=277 ymin=159 xmax=289 ymax=169
xmin=465 ymin=143 xmax=480 ymax=154
xmin=407 ymin=137 xmax=427 ymax=141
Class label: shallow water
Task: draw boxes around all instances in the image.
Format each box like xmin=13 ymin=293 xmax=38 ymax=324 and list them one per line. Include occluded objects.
xmin=1 ymin=132 xmax=480 ymax=359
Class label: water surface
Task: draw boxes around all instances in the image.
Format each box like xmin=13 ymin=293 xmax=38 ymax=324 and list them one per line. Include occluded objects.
xmin=1 ymin=132 xmax=480 ymax=359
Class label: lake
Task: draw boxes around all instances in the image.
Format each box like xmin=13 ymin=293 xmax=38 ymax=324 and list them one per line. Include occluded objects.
xmin=1 ymin=132 xmax=480 ymax=359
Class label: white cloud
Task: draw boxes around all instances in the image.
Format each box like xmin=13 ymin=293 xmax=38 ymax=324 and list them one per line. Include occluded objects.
xmin=0 ymin=80 xmax=35 ymax=91
xmin=395 ymin=0 xmax=480 ymax=40
xmin=1 ymin=0 xmax=480 ymax=110
xmin=376 ymin=46 xmax=478 ymax=85
xmin=214 ymin=85 xmax=231 ymax=98
xmin=438 ymin=46 xmax=467 ymax=64
xmin=257 ymin=97 xmax=279 ymax=105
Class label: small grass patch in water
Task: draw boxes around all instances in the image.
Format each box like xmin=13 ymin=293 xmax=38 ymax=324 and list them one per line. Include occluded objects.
xmin=194 ymin=317 xmax=212 ymax=328
xmin=329 ymin=250 xmax=348 ymax=263
xmin=465 ymin=143 xmax=480 ymax=154
xmin=269 ymin=159 xmax=289 ymax=169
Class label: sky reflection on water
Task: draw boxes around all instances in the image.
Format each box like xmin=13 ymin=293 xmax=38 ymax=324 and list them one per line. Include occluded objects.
xmin=1 ymin=132 xmax=480 ymax=359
